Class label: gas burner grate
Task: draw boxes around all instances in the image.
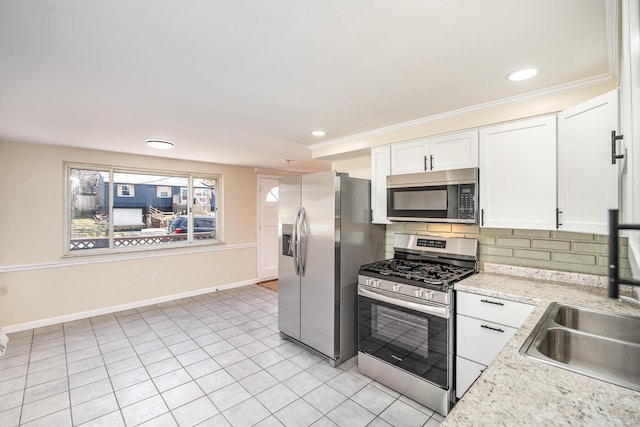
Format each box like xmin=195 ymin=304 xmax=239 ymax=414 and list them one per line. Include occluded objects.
xmin=360 ymin=258 xmax=475 ymax=286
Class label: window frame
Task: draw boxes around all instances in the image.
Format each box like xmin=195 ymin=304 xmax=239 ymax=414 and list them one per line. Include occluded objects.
xmin=64 ymin=162 xmax=223 ymax=256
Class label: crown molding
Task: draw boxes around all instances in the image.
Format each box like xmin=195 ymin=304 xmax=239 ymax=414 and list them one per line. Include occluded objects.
xmin=310 ymin=73 xmax=615 ymax=151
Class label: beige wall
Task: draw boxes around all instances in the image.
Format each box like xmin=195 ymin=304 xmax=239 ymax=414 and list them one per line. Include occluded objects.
xmin=0 ymin=141 xmax=258 ymax=329
xmin=332 ymin=155 xmax=371 ymax=180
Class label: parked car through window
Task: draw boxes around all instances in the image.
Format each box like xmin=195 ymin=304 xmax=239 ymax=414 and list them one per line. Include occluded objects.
xmin=168 ymin=215 xmax=216 ymax=235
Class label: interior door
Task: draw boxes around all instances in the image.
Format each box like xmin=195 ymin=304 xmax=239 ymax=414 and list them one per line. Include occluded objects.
xmin=300 ymin=171 xmax=337 ymax=358
xmin=258 ymin=176 xmax=280 ymax=281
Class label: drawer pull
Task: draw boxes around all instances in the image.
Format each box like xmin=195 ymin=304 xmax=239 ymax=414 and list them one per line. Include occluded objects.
xmin=481 ymin=324 xmax=505 ymax=333
xmin=480 ymin=299 xmax=504 ymax=306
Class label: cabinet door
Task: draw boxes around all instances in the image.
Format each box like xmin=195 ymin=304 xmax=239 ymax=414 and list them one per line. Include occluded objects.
xmin=456 ymin=356 xmax=486 ymax=399
xmin=457 ymin=291 xmax=534 ymax=328
xmin=456 ymin=314 xmax=517 ymax=366
xmin=557 ymin=89 xmax=619 ymax=234
xmin=390 ymin=138 xmax=429 ymax=175
xmin=371 ymin=145 xmax=392 ymax=224
xmin=479 ymin=116 xmax=557 ymax=229
xmin=429 ymin=130 xmax=479 ymax=171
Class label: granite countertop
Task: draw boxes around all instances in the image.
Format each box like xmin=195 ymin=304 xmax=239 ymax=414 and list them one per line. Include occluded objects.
xmin=444 ymin=267 xmax=640 ymax=426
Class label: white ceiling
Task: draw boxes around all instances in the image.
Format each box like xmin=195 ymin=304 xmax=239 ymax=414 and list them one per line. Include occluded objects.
xmin=0 ymin=0 xmax=616 ymax=174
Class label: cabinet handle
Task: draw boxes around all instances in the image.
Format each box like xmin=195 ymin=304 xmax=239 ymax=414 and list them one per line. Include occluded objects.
xmin=481 ymin=209 xmax=485 ymax=226
xmin=424 ymin=156 xmax=428 ymax=171
xmin=481 ymin=324 xmax=505 ymax=333
xmin=611 ymin=130 xmax=624 ymax=165
xmin=556 ymin=208 xmax=563 ymax=229
xmin=480 ymin=299 xmax=504 ymax=306
xmin=429 ymin=155 xmax=434 ymax=170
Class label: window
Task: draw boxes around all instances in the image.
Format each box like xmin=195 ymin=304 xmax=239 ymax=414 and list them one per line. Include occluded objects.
xmin=157 ymin=186 xmax=171 ymax=198
xmin=265 ymin=186 xmax=279 ymax=202
xmin=66 ymin=164 xmax=221 ymax=254
xmin=117 ymin=184 xmax=134 ymax=197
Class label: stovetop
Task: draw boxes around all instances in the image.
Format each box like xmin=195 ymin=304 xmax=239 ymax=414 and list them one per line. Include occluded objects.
xmin=359 ymin=258 xmax=476 ymax=288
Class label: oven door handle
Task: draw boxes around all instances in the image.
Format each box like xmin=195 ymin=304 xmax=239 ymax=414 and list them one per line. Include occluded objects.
xmin=358 ymin=287 xmax=450 ymax=319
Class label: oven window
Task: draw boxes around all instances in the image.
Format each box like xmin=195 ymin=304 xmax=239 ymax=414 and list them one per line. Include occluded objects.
xmin=358 ymin=295 xmax=449 ymax=388
xmin=393 ymin=189 xmax=447 ymax=210
xmin=372 ymin=306 xmax=430 ymax=358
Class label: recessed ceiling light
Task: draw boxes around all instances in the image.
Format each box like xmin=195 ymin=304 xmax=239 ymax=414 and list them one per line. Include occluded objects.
xmin=311 ymin=130 xmax=326 ymax=137
xmin=146 ymin=139 xmax=175 ymax=150
xmin=506 ymin=68 xmax=538 ymax=82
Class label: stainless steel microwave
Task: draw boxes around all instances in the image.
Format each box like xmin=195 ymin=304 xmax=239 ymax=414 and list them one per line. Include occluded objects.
xmin=386 ymin=167 xmax=479 ymax=223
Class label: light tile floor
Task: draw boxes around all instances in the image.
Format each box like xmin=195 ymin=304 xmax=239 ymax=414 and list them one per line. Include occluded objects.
xmin=0 ymin=285 xmax=444 ymax=427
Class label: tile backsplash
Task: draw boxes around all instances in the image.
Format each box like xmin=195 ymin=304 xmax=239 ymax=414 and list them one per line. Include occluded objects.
xmin=385 ymin=223 xmax=631 ymax=278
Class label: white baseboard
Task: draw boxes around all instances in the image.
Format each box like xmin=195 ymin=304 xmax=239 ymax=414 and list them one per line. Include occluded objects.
xmin=2 ymin=279 xmax=257 ymax=334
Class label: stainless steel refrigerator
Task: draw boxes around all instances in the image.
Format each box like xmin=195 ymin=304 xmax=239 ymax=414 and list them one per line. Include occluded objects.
xmin=278 ymin=171 xmax=384 ymax=366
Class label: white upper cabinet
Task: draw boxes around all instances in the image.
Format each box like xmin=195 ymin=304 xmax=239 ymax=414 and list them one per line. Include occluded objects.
xmin=371 ymin=145 xmax=392 ymax=224
xmin=390 ymin=130 xmax=478 ymax=175
xmin=557 ymin=89 xmax=619 ymax=234
xmin=428 ymin=130 xmax=479 ymax=171
xmin=390 ymin=138 xmax=430 ymax=175
xmin=479 ymin=116 xmax=557 ymax=230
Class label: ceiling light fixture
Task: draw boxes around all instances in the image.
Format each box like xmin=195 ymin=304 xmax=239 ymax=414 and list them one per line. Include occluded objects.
xmin=145 ymin=139 xmax=175 ymax=150
xmin=506 ymin=68 xmax=538 ymax=82
xmin=311 ymin=130 xmax=326 ymax=137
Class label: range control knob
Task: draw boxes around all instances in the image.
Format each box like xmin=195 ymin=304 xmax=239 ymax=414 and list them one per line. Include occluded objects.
xmin=425 ymin=290 xmax=434 ymax=300
xmin=393 ymin=284 xmax=402 ymax=292
xmin=414 ymin=289 xmax=424 ymax=298
xmin=374 ymin=280 xmax=381 ymax=288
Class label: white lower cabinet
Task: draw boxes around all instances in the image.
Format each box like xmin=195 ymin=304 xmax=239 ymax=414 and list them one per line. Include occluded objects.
xmin=456 ymin=315 xmax=518 ymax=366
xmin=455 ymin=356 xmax=486 ymax=400
xmin=455 ymin=291 xmax=534 ymax=399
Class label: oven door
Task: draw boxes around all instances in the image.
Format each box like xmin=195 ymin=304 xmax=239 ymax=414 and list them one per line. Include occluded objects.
xmin=358 ymin=286 xmax=451 ymax=389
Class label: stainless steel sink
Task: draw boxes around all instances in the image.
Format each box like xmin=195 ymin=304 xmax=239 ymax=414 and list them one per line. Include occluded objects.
xmin=520 ymin=303 xmax=640 ymax=391
xmin=553 ymin=305 xmax=640 ymax=344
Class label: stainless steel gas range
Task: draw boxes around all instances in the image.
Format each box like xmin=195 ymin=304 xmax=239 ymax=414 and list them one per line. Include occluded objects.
xmin=357 ymin=233 xmax=478 ymax=416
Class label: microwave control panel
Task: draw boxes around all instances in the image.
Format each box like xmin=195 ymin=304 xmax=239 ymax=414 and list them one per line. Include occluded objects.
xmin=457 ymin=184 xmax=476 ymax=220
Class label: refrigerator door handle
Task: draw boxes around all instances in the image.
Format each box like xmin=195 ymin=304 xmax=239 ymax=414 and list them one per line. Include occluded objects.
xmin=299 ymin=207 xmax=309 ymax=277
xmin=292 ymin=207 xmax=301 ymax=276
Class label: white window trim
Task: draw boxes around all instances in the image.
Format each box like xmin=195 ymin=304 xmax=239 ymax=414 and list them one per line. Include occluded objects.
xmin=64 ymin=162 xmax=223 ymax=257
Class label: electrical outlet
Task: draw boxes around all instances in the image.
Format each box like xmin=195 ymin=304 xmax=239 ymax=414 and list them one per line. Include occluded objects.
xmin=152 ymin=274 xmax=159 ymax=283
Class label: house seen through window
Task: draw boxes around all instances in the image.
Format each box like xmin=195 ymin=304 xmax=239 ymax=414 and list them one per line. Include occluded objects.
xmin=67 ymin=165 xmax=220 ymax=253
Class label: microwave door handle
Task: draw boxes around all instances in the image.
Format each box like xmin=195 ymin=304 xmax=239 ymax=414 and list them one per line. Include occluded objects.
xmin=358 ymin=287 xmax=449 ymax=319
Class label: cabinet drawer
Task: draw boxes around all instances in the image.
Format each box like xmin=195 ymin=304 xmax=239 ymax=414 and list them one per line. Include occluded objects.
xmin=456 ymin=314 xmax=517 ymax=365
xmin=456 ymin=291 xmax=534 ymax=328
xmin=456 ymin=356 xmax=486 ymax=399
